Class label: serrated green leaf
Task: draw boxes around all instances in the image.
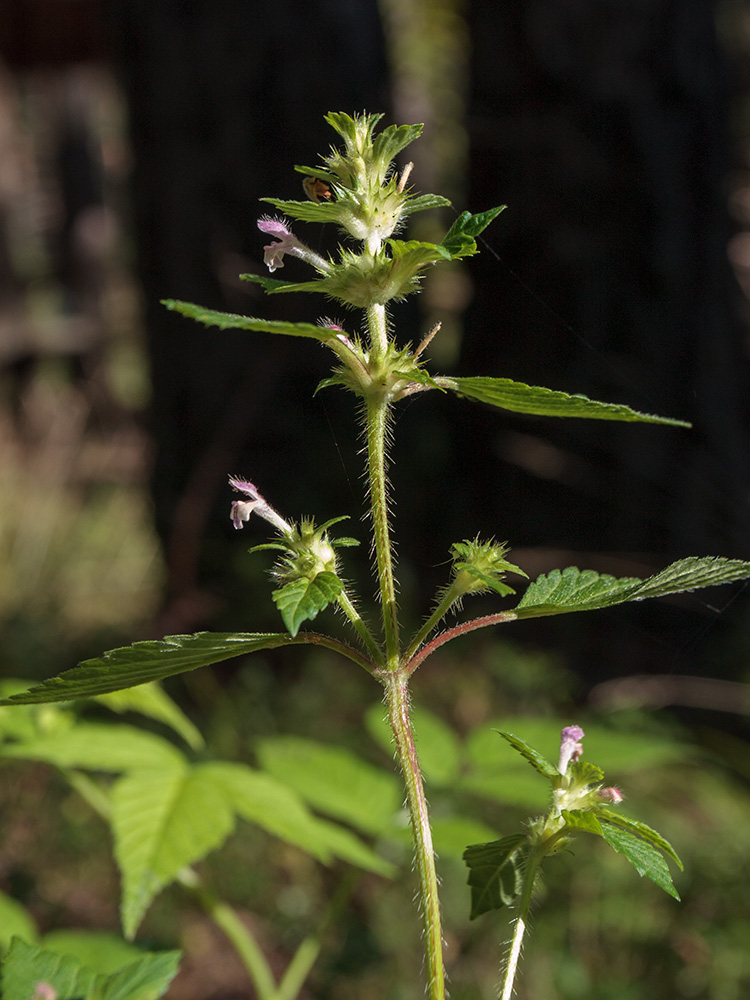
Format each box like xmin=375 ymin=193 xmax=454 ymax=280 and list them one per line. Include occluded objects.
xmin=599 ymin=823 xmax=680 ymax=899
xmin=371 ymin=122 xmax=424 ymax=165
xmin=569 ymin=760 xmax=605 ymax=785
xmin=163 ymin=299 xmax=335 ymax=340
xmin=272 ymin=572 xmax=343 ymax=637
xmin=515 ymin=557 xmax=750 ymax=619
xmin=438 ymin=375 xmax=690 ymax=426
xmin=596 ymin=808 xmax=683 ymax=869
xmin=462 ymin=835 xmax=528 ymax=918
xmin=400 ymin=193 xmax=452 ymax=215
xmin=496 ymin=730 xmax=559 ymax=778
xmin=2 ymin=938 xmax=97 ymax=1000
xmin=259 ymin=197 xmax=339 ymax=223
xmin=561 ymin=809 xmax=604 ymax=835
xmin=393 ymin=368 xmax=444 ymax=392
xmin=0 ymin=723 xmax=185 ymax=772
xmin=305 ymin=816 xmax=395 ymax=877
xmin=0 ymin=633 xmax=294 ymax=705
xmin=203 ymin=762 xmax=394 ymax=876
xmin=112 ymin=763 xmax=236 ymax=938
xmin=257 ymin=737 xmax=401 ymax=835
xmin=94 ymin=684 xmax=203 ymax=751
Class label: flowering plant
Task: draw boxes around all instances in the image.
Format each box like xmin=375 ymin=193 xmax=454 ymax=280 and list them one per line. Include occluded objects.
xmin=3 ymin=113 xmax=750 ymax=1000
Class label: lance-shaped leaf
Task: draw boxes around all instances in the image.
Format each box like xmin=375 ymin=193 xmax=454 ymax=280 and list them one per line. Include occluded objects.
xmin=514 ymin=557 xmax=750 ymax=619
xmin=0 ymin=633 xmax=296 ymax=705
xmin=462 ymin=835 xmax=528 ymax=918
xmin=561 ymin=809 xmax=682 ymax=899
xmin=273 ymin=571 xmax=343 ymax=637
xmin=436 ymin=375 xmax=691 ymax=427
xmin=496 ymin=730 xmax=560 ymax=778
xmin=599 ymin=823 xmax=681 ymax=899
xmin=596 ymin=808 xmax=683 ymax=869
xmin=162 ymin=299 xmax=337 ymax=341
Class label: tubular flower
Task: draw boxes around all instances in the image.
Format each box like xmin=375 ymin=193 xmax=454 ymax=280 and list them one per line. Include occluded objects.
xmin=257 ymin=216 xmax=330 ymax=273
xmin=228 ymin=475 xmax=292 ymax=535
xmin=557 ymin=725 xmax=585 ymax=775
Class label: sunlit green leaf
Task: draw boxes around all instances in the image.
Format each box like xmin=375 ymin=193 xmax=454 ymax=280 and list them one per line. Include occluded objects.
xmin=439 ymin=376 xmax=690 ymax=426
xmin=272 ymin=572 xmax=343 ymax=637
xmin=599 ymin=823 xmax=681 ymax=900
xmin=495 ymin=730 xmax=559 ymax=779
xmin=0 ymin=633 xmax=294 ymax=705
xmin=112 ymin=763 xmax=235 ymax=938
xmin=515 ymin=558 xmax=750 ymax=619
xmin=596 ymin=809 xmax=683 ymax=869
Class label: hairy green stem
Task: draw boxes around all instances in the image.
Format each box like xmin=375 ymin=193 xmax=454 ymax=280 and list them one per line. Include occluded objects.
xmin=367 ymin=303 xmax=388 ymax=359
xmin=500 ymin=831 xmax=567 ymax=1000
xmin=365 ymin=396 xmax=400 ymax=663
xmin=383 ymin=672 xmax=445 ymax=1000
xmin=402 ymin=587 xmax=462 ymax=665
xmin=337 ymin=589 xmax=384 ymax=666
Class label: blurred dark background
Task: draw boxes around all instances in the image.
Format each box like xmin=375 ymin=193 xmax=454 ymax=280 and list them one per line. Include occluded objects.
xmin=1 ymin=0 xmax=748 ymax=683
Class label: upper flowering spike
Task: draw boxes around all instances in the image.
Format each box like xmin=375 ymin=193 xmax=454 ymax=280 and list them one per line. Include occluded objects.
xmin=558 ymin=725 xmax=585 ymax=775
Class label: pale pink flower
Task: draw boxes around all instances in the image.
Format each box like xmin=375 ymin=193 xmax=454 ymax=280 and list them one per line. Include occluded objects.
xmin=257 ymin=216 xmax=304 ymax=272
xmin=558 ymin=724 xmax=585 ymax=774
xmin=229 ymin=475 xmax=292 ymax=535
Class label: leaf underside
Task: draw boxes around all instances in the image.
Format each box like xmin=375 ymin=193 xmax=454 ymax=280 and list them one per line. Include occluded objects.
xmin=0 ymin=633 xmax=293 ymax=705
xmin=462 ymin=835 xmax=528 ymax=918
xmin=440 ymin=376 xmax=691 ymax=427
xmin=162 ymin=299 xmax=334 ymax=341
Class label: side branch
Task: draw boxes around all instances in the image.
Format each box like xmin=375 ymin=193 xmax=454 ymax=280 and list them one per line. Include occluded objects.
xmin=404 ymin=612 xmax=517 ymax=675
